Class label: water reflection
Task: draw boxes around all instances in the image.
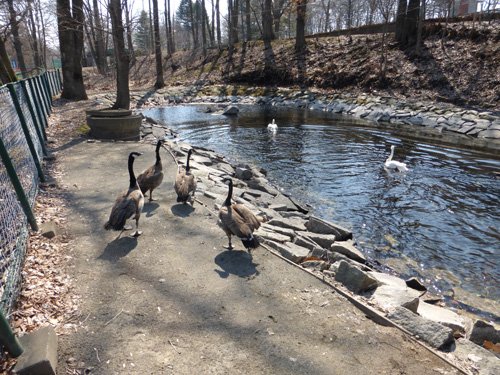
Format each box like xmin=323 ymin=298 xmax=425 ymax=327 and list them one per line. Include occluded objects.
xmin=144 ymin=105 xmax=500 ymax=319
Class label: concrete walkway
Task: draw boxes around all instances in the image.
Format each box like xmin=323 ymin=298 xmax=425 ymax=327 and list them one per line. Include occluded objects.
xmin=56 ymin=140 xmax=460 ymax=374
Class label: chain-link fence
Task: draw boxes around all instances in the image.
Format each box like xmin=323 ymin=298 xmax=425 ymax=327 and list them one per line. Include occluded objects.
xmin=0 ymin=70 xmax=61 ymax=318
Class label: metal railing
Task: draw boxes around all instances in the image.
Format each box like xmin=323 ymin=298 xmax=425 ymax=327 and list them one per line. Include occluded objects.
xmin=0 ymin=70 xmax=62 ymax=319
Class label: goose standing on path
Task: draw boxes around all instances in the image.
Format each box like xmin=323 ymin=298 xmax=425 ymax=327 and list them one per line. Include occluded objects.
xmin=174 ymin=148 xmax=197 ymax=204
xmin=104 ymin=152 xmax=145 ymax=237
xmin=218 ymin=178 xmax=261 ymax=252
xmin=267 ymin=119 xmax=278 ymax=131
xmin=137 ymin=139 xmax=165 ymax=201
xmin=384 ymin=145 xmax=409 ymax=172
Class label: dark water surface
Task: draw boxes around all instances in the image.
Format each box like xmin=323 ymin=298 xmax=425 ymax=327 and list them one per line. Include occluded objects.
xmin=143 ymin=105 xmax=500 ymax=320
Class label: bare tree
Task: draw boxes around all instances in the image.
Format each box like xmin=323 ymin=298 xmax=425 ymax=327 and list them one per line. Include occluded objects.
xmin=295 ymin=0 xmax=307 ymax=53
xmin=27 ymin=0 xmax=41 ymax=69
xmin=7 ymin=0 xmax=27 ymax=77
xmin=164 ymin=0 xmax=175 ymax=55
xmin=124 ymin=0 xmax=136 ymax=65
xmin=108 ymin=0 xmax=130 ymax=109
xmin=57 ymin=0 xmax=87 ymax=100
xmin=152 ymin=0 xmax=164 ymax=88
xmin=0 ymin=37 xmax=17 ymax=83
xmin=262 ymin=0 xmax=274 ymax=41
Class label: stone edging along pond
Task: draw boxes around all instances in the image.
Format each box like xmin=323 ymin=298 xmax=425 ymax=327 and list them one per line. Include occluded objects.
xmin=127 ymin=85 xmax=500 ymax=152
xmin=87 ymin=87 xmax=500 ymax=371
xmin=133 ymin=102 xmax=499 ymax=374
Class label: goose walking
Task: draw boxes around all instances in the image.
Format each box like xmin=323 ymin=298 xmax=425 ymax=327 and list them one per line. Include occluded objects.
xmin=174 ymin=149 xmax=197 ymax=204
xmin=267 ymin=119 xmax=278 ymax=131
xmin=218 ymin=178 xmax=260 ymax=252
xmin=384 ymin=145 xmax=409 ymax=172
xmin=104 ymin=152 xmax=145 ymax=237
xmin=137 ymin=139 xmax=165 ymax=201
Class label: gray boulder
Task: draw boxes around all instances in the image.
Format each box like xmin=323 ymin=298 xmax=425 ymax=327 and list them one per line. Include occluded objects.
xmin=330 ymin=241 xmax=366 ymax=263
xmin=387 ymin=306 xmax=455 ymax=350
xmin=306 ymin=216 xmax=352 ymax=240
xmin=334 ymin=260 xmax=378 ymax=294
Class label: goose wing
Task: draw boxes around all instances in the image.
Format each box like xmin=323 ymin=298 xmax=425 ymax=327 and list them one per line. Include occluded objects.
xmin=232 ymin=204 xmax=261 ymax=231
xmin=106 ymin=189 xmax=139 ymax=230
xmin=218 ymin=205 xmax=257 ymax=238
xmin=174 ymin=169 xmax=196 ymax=201
xmin=137 ymin=163 xmax=164 ymax=193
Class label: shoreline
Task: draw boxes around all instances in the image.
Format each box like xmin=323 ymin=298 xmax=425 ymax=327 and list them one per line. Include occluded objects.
xmin=122 ymin=85 xmax=500 ymax=152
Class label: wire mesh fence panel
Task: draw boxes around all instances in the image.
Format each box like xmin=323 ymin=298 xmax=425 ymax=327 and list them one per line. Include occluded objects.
xmin=0 ymin=87 xmax=39 ymax=316
xmin=24 ymin=79 xmax=44 ymax=135
xmin=0 ymin=87 xmax=39 ymax=206
xmin=10 ymin=84 xmax=44 ymax=161
xmin=0 ymin=158 xmax=29 ymax=317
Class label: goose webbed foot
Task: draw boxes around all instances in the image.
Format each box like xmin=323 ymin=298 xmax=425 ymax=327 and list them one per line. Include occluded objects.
xmin=132 ymin=230 xmax=143 ymax=237
xmin=224 ymin=244 xmax=234 ymax=250
xmin=123 ymin=224 xmax=133 ymax=230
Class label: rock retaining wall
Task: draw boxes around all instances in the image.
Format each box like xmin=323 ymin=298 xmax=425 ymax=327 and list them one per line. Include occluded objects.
xmin=137 ymin=115 xmax=499 ymax=374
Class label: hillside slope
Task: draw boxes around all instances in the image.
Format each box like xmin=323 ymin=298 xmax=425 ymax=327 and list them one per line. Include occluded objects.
xmin=85 ymin=21 xmax=500 ymax=111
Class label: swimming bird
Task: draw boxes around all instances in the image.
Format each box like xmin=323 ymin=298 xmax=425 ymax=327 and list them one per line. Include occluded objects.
xmin=137 ymin=139 xmax=165 ymax=201
xmin=174 ymin=148 xmax=197 ymax=204
xmin=384 ymin=145 xmax=409 ymax=172
xmin=218 ymin=178 xmax=261 ymax=252
xmin=267 ymin=119 xmax=278 ymax=131
xmin=104 ymin=152 xmax=145 ymax=237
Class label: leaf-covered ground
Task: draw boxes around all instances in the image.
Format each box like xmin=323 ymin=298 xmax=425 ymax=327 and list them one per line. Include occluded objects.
xmin=84 ymin=20 xmax=499 ymax=112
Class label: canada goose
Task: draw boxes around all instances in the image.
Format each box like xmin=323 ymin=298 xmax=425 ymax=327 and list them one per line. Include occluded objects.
xmin=174 ymin=148 xmax=197 ymax=204
xmin=137 ymin=139 xmax=165 ymax=201
xmin=267 ymin=119 xmax=278 ymax=131
xmin=218 ymin=178 xmax=260 ymax=252
xmin=104 ymin=152 xmax=145 ymax=237
xmin=384 ymin=145 xmax=409 ymax=172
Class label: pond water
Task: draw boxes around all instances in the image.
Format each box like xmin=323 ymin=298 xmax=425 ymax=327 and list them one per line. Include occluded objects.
xmin=143 ymin=105 xmax=500 ymax=321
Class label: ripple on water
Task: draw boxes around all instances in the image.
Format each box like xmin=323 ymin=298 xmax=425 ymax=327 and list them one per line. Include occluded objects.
xmin=144 ymin=105 xmax=500 ymax=321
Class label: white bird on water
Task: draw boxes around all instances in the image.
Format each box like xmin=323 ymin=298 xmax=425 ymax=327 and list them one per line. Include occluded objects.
xmin=384 ymin=145 xmax=409 ymax=172
xmin=267 ymin=119 xmax=278 ymax=131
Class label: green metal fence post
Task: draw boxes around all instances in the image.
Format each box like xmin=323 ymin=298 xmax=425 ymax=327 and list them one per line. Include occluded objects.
xmin=34 ymin=76 xmax=49 ymax=121
xmin=42 ymin=73 xmax=53 ymax=109
xmin=0 ymin=137 xmax=38 ymax=231
xmin=0 ymin=310 xmax=24 ymax=357
xmin=47 ymin=71 xmax=55 ymax=97
xmin=7 ymin=84 xmax=45 ymax=183
xmin=20 ymin=80 xmax=47 ymax=148
xmin=39 ymin=75 xmax=52 ymax=113
xmin=27 ymin=78 xmax=47 ymax=129
xmin=56 ymin=68 xmax=62 ymax=92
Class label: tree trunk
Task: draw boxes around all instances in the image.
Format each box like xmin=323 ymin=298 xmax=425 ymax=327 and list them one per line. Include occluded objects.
xmin=28 ymin=0 xmax=41 ymax=69
xmin=245 ymin=0 xmax=251 ymax=41
xmin=56 ymin=0 xmax=88 ymax=100
xmin=124 ymin=0 xmax=136 ymax=65
xmin=405 ymin=0 xmax=421 ymax=46
xmin=93 ymin=0 xmax=108 ymax=73
xmin=152 ymin=0 xmax=164 ymax=88
xmin=416 ymin=0 xmax=426 ymax=54
xmin=201 ymin=0 xmax=207 ymax=52
xmin=230 ymin=0 xmax=239 ymax=44
xmin=0 ymin=38 xmax=18 ymax=83
xmin=149 ymin=0 xmax=154 ymax=53
xmin=7 ymin=0 xmax=27 ymax=77
xmin=395 ymin=0 xmax=408 ymax=43
xmin=295 ymin=0 xmax=307 ymax=53
xmin=216 ymin=0 xmax=221 ymax=47
xmin=262 ymin=0 xmax=274 ymax=41
xmin=37 ymin=0 xmax=48 ymax=68
xmin=164 ymin=0 xmax=175 ymax=55
xmin=189 ymin=0 xmax=197 ymax=48
xmin=108 ymin=0 xmax=130 ymax=109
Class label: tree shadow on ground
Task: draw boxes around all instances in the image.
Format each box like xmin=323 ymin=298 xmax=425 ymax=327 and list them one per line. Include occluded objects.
xmin=214 ymin=250 xmax=259 ymax=279
xmin=171 ymin=203 xmax=195 ymax=217
xmin=98 ymin=236 xmax=138 ymax=262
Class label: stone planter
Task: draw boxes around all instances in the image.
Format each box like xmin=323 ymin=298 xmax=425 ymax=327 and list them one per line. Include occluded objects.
xmin=86 ymin=109 xmax=141 ymax=141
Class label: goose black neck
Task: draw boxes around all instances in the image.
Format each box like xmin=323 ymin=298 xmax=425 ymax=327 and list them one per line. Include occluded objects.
xmin=155 ymin=141 xmax=162 ymax=165
xmin=128 ymin=155 xmax=137 ymax=188
xmin=224 ymin=180 xmax=233 ymax=206
xmin=186 ymin=149 xmax=192 ymax=172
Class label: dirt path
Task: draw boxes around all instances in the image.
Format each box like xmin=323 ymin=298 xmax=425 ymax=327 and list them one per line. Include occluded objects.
xmin=56 ymin=140 xmax=459 ymax=374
